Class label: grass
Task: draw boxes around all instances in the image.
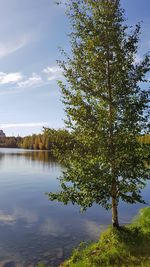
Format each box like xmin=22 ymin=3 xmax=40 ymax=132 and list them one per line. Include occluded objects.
xmin=61 ymin=207 xmax=150 ymax=267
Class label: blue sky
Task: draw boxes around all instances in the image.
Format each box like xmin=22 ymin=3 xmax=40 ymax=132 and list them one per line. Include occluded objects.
xmin=0 ymin=0 xmax=149 ymax=136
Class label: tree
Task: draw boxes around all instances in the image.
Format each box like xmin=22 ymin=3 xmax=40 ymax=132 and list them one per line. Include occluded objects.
xmin=48 ymin=0 xmax=150 ymax=227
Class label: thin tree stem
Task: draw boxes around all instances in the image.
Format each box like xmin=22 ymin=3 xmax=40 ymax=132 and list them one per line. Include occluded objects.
xmin=107 ymin=48 xmax=119 ymax=227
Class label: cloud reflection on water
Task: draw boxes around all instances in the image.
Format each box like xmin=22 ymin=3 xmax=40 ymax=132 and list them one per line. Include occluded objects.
xmin=40 ymin=218 xmax=64 ymax=237
xmin=84 ymin=220 xmax=106 ymax=240
xmin=0 ymin=208 xmax=38 ymax=226
xmin=0 ymin=211 xmax=15 ymax=225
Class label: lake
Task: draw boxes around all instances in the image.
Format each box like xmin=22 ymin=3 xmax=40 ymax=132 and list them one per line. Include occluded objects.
xmin=0 ymin=148 xmax=149 ymax=267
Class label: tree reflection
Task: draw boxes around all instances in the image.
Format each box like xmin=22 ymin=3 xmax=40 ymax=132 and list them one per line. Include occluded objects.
xmin=0 ymin=149 xmax=57 ymax=168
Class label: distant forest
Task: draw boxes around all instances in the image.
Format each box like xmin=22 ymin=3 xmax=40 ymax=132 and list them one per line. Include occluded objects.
xmin=0 ymin=136 xmax=22 ymax=148
xmin=0 ymin=130 xmax=149 ymax=161
xmin=0 ymin=128 xmax=75 ymax=155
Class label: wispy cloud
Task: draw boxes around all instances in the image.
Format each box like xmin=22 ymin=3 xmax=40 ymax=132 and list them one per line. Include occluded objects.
xmin=0 ymin=123 xmax=48 ymax=129
xmin=43 ymin=66 xmax=62 ymax=81
xmin=0 ymin=72 xmax=22 ymax=85
xmin=0 ymin=34 xmax=31 ymax=58
xmin=18 ymin=73 xmax=42 ymax=88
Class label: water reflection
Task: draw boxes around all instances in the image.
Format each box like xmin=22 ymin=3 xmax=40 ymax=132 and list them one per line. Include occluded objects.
xmin=0 ymin=148 xmax=57 ymax=169
xmin=0 ymin=210 xmax=15 ymax=225
xmin=0 ymin=153 xmax=5 ymax=166
xmin=0 ymin=148 xmax=149 ymax=267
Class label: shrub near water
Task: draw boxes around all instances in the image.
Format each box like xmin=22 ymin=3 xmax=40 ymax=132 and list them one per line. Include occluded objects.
xmin=62 ymin=207 xmax=150 ymax=267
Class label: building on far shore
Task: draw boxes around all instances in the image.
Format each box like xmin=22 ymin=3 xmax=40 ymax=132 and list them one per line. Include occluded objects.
xmin=0 ymin=130 xmax=6 ymax=137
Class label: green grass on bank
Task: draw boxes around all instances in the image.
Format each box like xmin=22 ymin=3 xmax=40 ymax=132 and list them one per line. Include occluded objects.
xmin=61 ymin=207 xmax=150 ymax=267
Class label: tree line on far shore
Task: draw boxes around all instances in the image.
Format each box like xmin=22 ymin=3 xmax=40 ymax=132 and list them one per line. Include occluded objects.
xmin=0 ymin=130 xmax=150 ymax=150
xmin=0 ymin=136 xmax=22 ymax=148
xmin=0 ymin=129 xmax=149 ymax=164
xmin=0 ymin=128 xmax=75 ymax=155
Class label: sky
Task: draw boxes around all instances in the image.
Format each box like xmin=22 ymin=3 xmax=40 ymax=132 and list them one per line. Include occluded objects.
xmin=0 ymin=0 xmax=149 ymax=137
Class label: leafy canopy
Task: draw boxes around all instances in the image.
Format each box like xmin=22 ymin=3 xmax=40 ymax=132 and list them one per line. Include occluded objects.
xmin=48 ymin=0 xmax=150 ymax=213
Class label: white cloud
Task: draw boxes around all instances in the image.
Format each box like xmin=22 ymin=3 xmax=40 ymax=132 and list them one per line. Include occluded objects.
xmin=17 ymin=73 xmax=42 ymax=88
xmin=0 ymin=34 xmax=31 ymax=58
xmin=43 ymin=66 xmax=62 ymax=81
xmin=0 ymin=122 xmax=48 ymax=129
xmin=0 ymin=65 xmax=62 ymax=94
xmin=0 ymin=72 xmax=22 ymax=85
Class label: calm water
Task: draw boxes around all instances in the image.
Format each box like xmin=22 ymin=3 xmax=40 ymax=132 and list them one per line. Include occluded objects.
xmin=0 ymin=148 xmax=149 ymax=267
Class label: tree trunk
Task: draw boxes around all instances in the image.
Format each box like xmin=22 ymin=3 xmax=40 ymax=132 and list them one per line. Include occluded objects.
xmin=112 ymin=196 xmax=119 ymax=228
xmin=106 ymin=49 xmax=119 ymax=228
